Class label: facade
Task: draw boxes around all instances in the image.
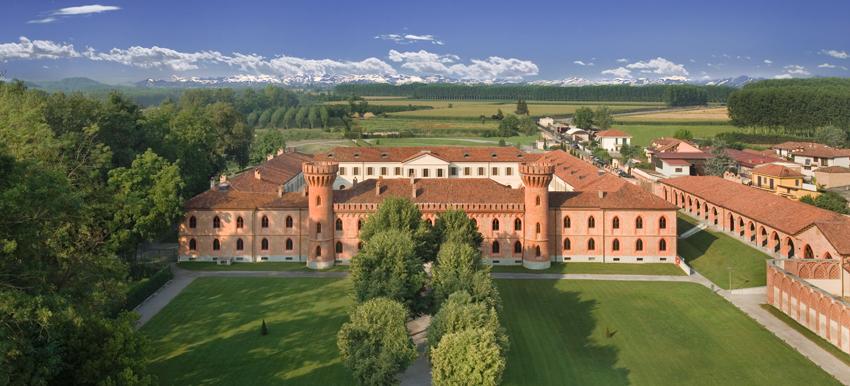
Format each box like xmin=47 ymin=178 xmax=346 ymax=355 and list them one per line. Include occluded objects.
xmin=815 ymin=166 xmax=850 ymax=189
xmin=179 ymin=147 xmax=679 ymax=269
xmin=645 ymin=137 xmax=701 ymax=162
xmin=751 ymin=164 xmax=818 ymax=199
xmin=652 ymin=152 xmax=710 ymax=177
xmin=722 ymin=148 xmax=784 ymax=179
xmin=793 ymin=148 xmax=850 ymax=176
xmin=595 ymin=130 xmax=632 ymax=152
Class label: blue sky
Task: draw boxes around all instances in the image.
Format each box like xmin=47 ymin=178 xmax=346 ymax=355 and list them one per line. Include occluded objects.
xmin=1 ymin=0 xmax=849 ymax=83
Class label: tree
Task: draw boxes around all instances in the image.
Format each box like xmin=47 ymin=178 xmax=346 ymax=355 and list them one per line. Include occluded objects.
xmin=428 ymin=291 xmax=508 ymax=354
xmin=498 ymin=114 xmax=520 ymax=137
xmin=308 ymin=106 xmax=319 ymax=129
xmin=801 ymin=192 xmax=849 ymax=214
xmin=350 ymin=230 xmax=426 ymax=311
xmin=815 ymin=126 xmax=848 ymax=148
xmin=337 ymin=298 xmax=417 ymax=386
xmin=257 ymin=108 xmax=273 ymax=127
xmin=433 ymin=209 xmax=483 ymax=248
xmin=618 ymin=144 xmax=641 ymax=174
xmin=249 ymin=129 xmax=287 ymax=164
xmin=518 ymin=116 xmax=538 ymax=136
xmin=359 ymin=197 xmax=437 ymax=262
xmin=593 ymin=106 xmax=614 ymax=130
xmin=664 ymin=85 xmax=708 ymax=106
xmin=294 ymin=106 xmax=307 ymax=128
xmin=270 ymin=107 xmax=288 ymax=128
xmin=319 ymin=106 xmax=330 ymax=129
xmin=573 ymin=107 xmax=594 ymax=129
xmin=107 ymin=149 xmax=185 ymax=258
xmin=245 ymin=111 xmax=260 ymax=127
xmin=431 ymin=243 xmax=483 ymax=308
xmin=282 ymin=107 xmax=295 ymax=129
xmin=673 ymin=129 xmax=694 ymax=140
xmin=514 ymin=99 xmax=529 ymax=115
xmin=431 ymin=328 xmax=506 ymax=386
xmin=705 ymin=141 xmax=735 ymax=176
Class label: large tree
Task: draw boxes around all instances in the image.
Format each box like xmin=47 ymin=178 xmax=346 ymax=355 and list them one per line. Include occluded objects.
xmin=428 ymin=291 xmax=508 ymax=354
xmin=815 ymin=126 xmax=848 ymax=148
xmin=705 ymin=141 xmax=735 ymax=176
xmin=350 ymin=230 xmax=427 ymax=311
xmin=337 ymin=298 xmax=417 ymax=386
xmin=431 ymin=242 xmax=483 ymax=308
xmin=573 ymin=107 xmax=594 ymax=129
xmin=593 ymin=106 xmax=614 ymax=130
xmin=359 ymin=197 xmax=437 ymax=262
xmin=433 ymin=209 xmax=483 ymax=248
xmin=431 ymin=328 xmax=506 ymax=386
xmin=249 ymin=130 xmax=287 ymax=164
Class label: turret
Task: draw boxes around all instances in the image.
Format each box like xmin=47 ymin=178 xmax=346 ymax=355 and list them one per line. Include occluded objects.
xmin=520 ymin=162 xmax=554 ymax=270
xmin=303 ymin=161 xmax=339 ymax=269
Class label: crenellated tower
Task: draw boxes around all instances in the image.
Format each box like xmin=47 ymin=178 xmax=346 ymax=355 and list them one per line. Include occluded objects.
xmin=519 ymin=162 xmax=554 ymax=270
xmin=303 ymin=161 xmax=339 ymax=269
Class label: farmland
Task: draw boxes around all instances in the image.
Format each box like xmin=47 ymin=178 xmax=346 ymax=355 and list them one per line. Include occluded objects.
xmin=616 ymin=106 xmax=730 ymax=122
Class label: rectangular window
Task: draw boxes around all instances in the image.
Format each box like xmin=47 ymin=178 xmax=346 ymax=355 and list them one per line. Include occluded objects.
xmin=394 ymin=167 xmax=401 ymax=176
xmin=380 ymin=167 xmax=387 ymax=176
xmin=464 ymin=167 xmax=470 ymax=176
xmin=492 ymin=167 xmax=499 ymax=176
xmin=675 ymin=167 xmax=682 ymax=173
xmin=353 ymin=167 xmax=360 ymax=175
xmin=437 ymin=169 xmax=444 ymax=177
xmin=478 ymin=167 xmax=485 ymax=176
xmin=505 ymin=167 xmax=512 ymax=176
xmin=339 ymin=167 xmax=346 ymax=175
xmin=367 ymin=167 xmax=373 ymax=175
xmin=450 ymin=167 xmax=458 ymax=176
xmin=423 ymin=169 xmax=430 ymax=177
xmin=408 ymin=169 xmax=415 ymax=177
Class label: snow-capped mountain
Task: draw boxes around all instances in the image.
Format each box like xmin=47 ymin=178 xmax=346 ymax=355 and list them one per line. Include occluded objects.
xmin=699 ymin=76 xmax=761 ymax=87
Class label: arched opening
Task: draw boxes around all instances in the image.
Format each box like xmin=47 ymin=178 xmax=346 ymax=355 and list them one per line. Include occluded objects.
xmin=262 ymin=215 xmax=270 ymax=228
xmin=189 ymin=238 xmax=196 ymax=250
xmin=357 ymin=219 xmax=363 ymax=230
xmin=760 ymin=227 xmax=768 ymax=247
xmin=535 ymin=245 xmax=541 ymax=257
xmin=285 ymin=216 xmax=292 ymax=228
xmin=786 ymin=238 xmax=795 ymax=259
xmin=804 ymin=244 xmax=814 ymax=259
xmin=535 ymin=195 xmax=541 ymax=206
xmin=335 ymin=241 xmax=343 ymax=254
xmin=316 ymin=195 xmax=322 ymax=206
xmin=563 ymin=216 xmax=571 ymax=228
xmin=514 ymin=218 xmax=522 ymax=231
xmin=612 ymin=217 xmax=620 ymax=229
xmin=492 ymin=219 xmax=500 ymax=231
xmin=713 ymin=208 xmax=718 ymax=225
xmin=703 ymin=203 xmax=709 ymax=220
xmin=664 ymin=188 xmax=668 ymax=201
xmin=261 ymin=238 xmax=269 ymax=250
xmin=492 ymin=241 xmax=500 ymax=254
xmin=335 ymin=218 xmax=343 ymax=231
xmin=285 ymin=238 xmax=293 ymax=250
xmin=213 ymin=216 xmax=221 ymax=228
xmin=587 ymin=238 xmax=596 ymax=250
xmin=738 ymin=218 xmax=745 ymax=237
xmin=535 ymin=222 xmax=541 ymax=234
xmin=688 ymin=197 xmax=692 ymax=212
xmin=514 ymin=241 xmax=522 ymax=254
xmin=823 ymin=252 xmax=833 ymax=259
xmin=315 ymin=246 xmax=322 ymax=257
xmin=695 ymin=200 xmax=701 ymax=216
xmin=316 ymin=223 xmax=322 ymax=234
xmin=587 ymin=216 xmax=595 ymax=229
xmin=236 ymin=216 xmax=243 ymax=229
xmin=635 ymin=239 xmax=644 ymax=251
xmin=563 ymin=238 xmax=571 ymax=251
xmin=189 ymin=216 xmax=197 ymax=228
xmin=212 ymin=239 xmax=221 ymax=250
xmin=426 ymin=218 xmax=433 ymax=227
xmin=635 ymin=216 xmax=643 ymax=229
xmin=472 ymin=218 xmax=478 ymax=227
xmin=728 ymin=213 xmax=735 ymax=231
xmin=612 ymin=239 xmax=620 ymax=251
xmin=772 ymin=232 xmax=780 ymax=253
xmin=659 ymin=216 xmax=667 ymax=229
xmin=659 ymin=239 xmax=667 ymax=251
xmin=236 ymin=238 xmax=244 ymax=251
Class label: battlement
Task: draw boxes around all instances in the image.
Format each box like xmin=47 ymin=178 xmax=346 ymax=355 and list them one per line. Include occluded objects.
xmin=519 ymin=162 xmax=554 ymax=188
xmin=302 ymin=161 xmax=339 ymax=187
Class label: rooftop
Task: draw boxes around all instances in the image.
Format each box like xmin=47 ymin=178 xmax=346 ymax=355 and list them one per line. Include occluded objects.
xmin=596 ymin=129 xmax=631 ymax=138
xmin=723 ymin=148 xmax=784 ymax=169
xmin=816 ymin=166 xmax=850 ymax=174
xmin=314 ymin=146 xmax=540 ymax=163
xmin=752 ymin=164 xmax=804 ymax=178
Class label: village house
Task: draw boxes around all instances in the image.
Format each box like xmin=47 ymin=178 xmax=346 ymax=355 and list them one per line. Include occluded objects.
xmin=750 ymin=164 xmax=818 ymax=199
xmin=595 ymin=129 xmax=632 ymax=152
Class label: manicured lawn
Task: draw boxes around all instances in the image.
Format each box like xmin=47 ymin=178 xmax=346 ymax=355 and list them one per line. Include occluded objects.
xmin=677 ymin=222 xmax=770 ymax=289
xmin=677 ymin=213 xmax=699 ymax=235
xmin=497 ymin=280 xmax=840 ymax=386
xmin=760 ymin=304 xmax=850 ymax=366
xmin=491 ymin=262 xmax=685 ymax=276
xmin=176 ymin=261 xmax=349 ymax=272
xmin=142 ymin=277 xmax=353 ymax=385
xmin=616 ymin=123 xmax=740 ymax=147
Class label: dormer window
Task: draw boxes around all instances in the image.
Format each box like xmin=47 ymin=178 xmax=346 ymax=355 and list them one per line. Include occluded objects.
xmin=463 ymin=153 xmax=469 ymax=158
xmin=381 ymin=153 xmax=388 ymax=158
xmin=353 ymin=152 xmax=360 ymax=158
xmin=491 ymin=153 xmax=497 ymax=158
xmin=327 ymin=153 xmax=334 ymax=158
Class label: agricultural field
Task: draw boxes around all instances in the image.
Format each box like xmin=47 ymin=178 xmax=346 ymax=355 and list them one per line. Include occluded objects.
xmin=616 ymin=107 xmax=730 ymax=122
xmin=615 ymin=123 xmax=741 ymax=147
xmin=498 ymin=279 xmax=839 ymax=386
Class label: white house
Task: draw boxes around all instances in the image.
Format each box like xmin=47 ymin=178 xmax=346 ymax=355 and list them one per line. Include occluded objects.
xmin=595 ymin=130 xmax=632 ymax=152
xmin=538 ymin=117 xmax=555 ymax=127
xmin=791 ymin=147 xmax=850 ymax=176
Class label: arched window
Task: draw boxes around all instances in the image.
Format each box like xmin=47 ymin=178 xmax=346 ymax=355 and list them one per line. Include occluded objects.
xmin=804 ymin=245 xmax=814 ymax=259
xmin=213 ymin=216 xmax=221 ymax=228
xmin=532 ymin=245 xmax=540 ymax=257
xmin=535 ymin=223 xmax=541 ymax=234
xmin=335 ymin=241 xmax=343 ymax=254
xmin=514 ymin=241 xmax=522 ymax=254
xmin=213 ymin=239 xmax=221 ymax=250
xmin=612 ymin=239 xmax=620 ymax=251
xmin=315 ymin=246 xmax=322 ymax=257
xmin=563 ymin=216 xmax=571 ymax=228
xmin=535 ymin=195 xmax=541 ymax=206
xmin=635 ymin=216 xmax=643 ymax=229
xmin=357 ymin=219 xmax=363 ymax=230
xmin=492 ymin=241 xmax=500 ymax=254
xmin=492 ymin=219 xmax=500 ymax=231
xmin=636 ymin=239 xmax=644 ymax=251
xmin=659 ymin=239 xmax=667 ymax=251
xmin=236 ymin=216 xmax=243 ymax=229
xmin=189 ymin=216 xmax=197 ymax=228
xmin=587 ymin=216 xmax=595 ymax=229
xmin=514 ymin=218 xmax=522 ymax=231
xmin=316 ymin=223 xmax=322 ymax=234
xmin=563 ymin=238 xmax=571 ymax=251
xmin=262 ymin=215 xmax=270 ymax=228
xmin=236 ymin=238 xmax=244 ymax=251
xmin=357 ymin=242 xmax=363 ymax=251
xmin=316 ymin=195 xmax=322 ymax=206
xmin=612 ymin=217 xmax=620 ymax=229
xmin=261 ymin=238 xmax=269 ymax=250
xmin=285 ymin=216 xmax=293 ymax=228
xmin=472 ymin=218 xmax=478 ymax=227
xmin=189 ymin=238 xmax=197 ymax=250
xmin=587 ymin=238 xmax=596 ymax=250
xmin=335 ymin=218 xmax=343 ymax=231
xmin=659 ymin=217 xmax=667 ymax=229
xmin=426 ymin=218 xmax=433 ymax=227
xmin=285 ymin=238 xmax=293 ymax=250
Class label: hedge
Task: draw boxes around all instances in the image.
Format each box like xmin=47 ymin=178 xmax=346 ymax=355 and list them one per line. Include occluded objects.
xmin=125 ymin=266 xmax=173 ymax=310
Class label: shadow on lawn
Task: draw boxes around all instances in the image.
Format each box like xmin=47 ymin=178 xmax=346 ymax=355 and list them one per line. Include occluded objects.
xmin=500 ymin=280 xmax=630 ymax=386
xmin=678 ymin=230 xmax=719 ymax=265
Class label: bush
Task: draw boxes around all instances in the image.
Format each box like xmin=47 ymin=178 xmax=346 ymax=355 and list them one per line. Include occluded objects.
xmin=350 ymin=230 xmax=427 ymax=312
xmin=337 ymin=298 xmax=417 ymax=386
xmin=428 ymin=291 xmax=508 ymax=354
xmin=125 ymin=266 xmax=173 ymax=310
xmin=431 ymin=328 xmax=506 ymax=386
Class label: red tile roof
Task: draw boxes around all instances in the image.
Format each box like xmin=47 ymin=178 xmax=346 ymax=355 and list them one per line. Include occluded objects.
xmin=723 ymin=148 xmax=784 ymax=169
xmin=810 ymin=221 xmax=850 ymax=255
xmin=336 ymin=178 xmax=524 ymax=205
xmin=227 ymin=151 xmax=312 ymax=194
xmin=752 ymin=164 xmax=803 ymax=178
xmin=185 ymin=190 xmax=307 ymax=210
xmin=550 ymin=182 xmax=676 ymax=210
xmin=661 ymin=176 xmax=847 ymax=235
xmin=314 ymin=146 xmax=540 ymax=163
xmin=538 ymin=150 xmax=624 ymax=191
xmin=596 ymin=129 xmax=631 ymax=138
xmin=654 ymin=152 xmax=712 ymax=160
xmin=816 ymin=166 xmax=850 ymax=174
xmin=795 ymin=146 xmax=850 ymax=159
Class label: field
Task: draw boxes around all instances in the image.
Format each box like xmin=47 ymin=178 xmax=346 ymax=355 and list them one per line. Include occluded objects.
xmin=142 ymin=277 xmax=353 ymax=385
xmin=677 ymin=213 xmax=770 ymax=289
xmin=356 ymin=116 xmax=498 ymax=135
xmin=615 ymin=123 xmax=740 ymax=147
xmin=387 ymin=101 xmax=662 ymax=119
xmin=491 ymin=262 xmax=684 ymax=275
xmin=616 ymin=107 xmax=730 ymax=122
xmin=498 ymin=279 xmax=839 ymax=386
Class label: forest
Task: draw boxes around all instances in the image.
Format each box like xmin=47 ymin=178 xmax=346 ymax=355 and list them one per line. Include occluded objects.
xmin=334 ymin=83 xmax=734 ymax=103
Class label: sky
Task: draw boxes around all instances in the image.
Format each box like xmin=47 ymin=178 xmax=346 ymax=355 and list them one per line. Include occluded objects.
xmin=1 ymin=0 xmax=849 ymax=84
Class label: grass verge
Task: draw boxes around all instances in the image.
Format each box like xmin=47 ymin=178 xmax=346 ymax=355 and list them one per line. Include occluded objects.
xmin=760 ymin=304 xmax=850 ymax=366
xmin=491 ymin=262 xmax=685 ymax=276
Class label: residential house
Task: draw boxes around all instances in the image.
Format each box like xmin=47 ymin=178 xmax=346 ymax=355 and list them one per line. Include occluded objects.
xmin=595 ymin=129 xmax=632 ymax=152
xmin=750 ymin=164 xmax=818 ymax=199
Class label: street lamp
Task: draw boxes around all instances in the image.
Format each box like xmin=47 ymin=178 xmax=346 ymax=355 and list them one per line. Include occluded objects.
xmin=727 ymin=266 xmax=734 ymax=292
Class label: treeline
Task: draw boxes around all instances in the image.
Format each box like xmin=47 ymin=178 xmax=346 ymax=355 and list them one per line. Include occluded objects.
xmin=728 ymin=78 xmax=850 ymax=137
xmin=335 ymin=83 xmax=734 ymax=103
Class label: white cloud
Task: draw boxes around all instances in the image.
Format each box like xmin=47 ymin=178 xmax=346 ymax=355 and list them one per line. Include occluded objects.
xmin=572 ymin=60 xmax=594 ymax=66
xmin=376 ymin=33 xmax=443 ymax=45
xmin=784 ymin=64 xmax=809 ymax=75
xmin=0 ymin=36 xmax=80 ymax=60
xmin=763 ymin=59 xmax=773 ymax=64
xmin=822 ymin=49 xmax=849 ymax=59
xmin=626 ymin=57 xmax=689 ymax=76
xmin=774 ymin=74 xmax=793 ymax=79
xmin=818 ymin=63 xmax=837 ymax=69
xmin=29 ymin=4 xmax=120 ymax=23
xmin=388 ymin=49 xmax=537 ymax=80
xmin=616 ymin=58 xmax=628 ymax=63
xmin=84 ymin=46 xmax=229 ymax=71
xmin=601 ymin=67 xmax=632 ymax=78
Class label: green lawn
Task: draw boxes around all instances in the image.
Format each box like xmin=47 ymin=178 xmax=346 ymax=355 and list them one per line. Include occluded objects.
xmin=176 ymin=262 xmax=349 ymax=272
xmin=761 ymin=304 xmax=850 ymax=366
xmin=142 ymin=277 xmax=353 ymax=385
xmin=677 ymin=220 xmax=770 ymax=289
xmin=497 ymin=280 xmax=839 ymax=386
xmin=491 ymin=262 xmax=685 ymax=276
xmin=677 ymin=213 xmax=699 ymax=235
xmin=616 ymin=123 xmax=740 ymax=147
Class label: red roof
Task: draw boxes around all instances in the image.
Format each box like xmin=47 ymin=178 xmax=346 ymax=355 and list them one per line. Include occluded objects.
xmin=538 ymin=150 xmax=625 ymax=191
xmin=723 ymin=148 xmax=783 ymax=168
xmin=795 ymin=146 xmax=850 ymax=159
xmin=752 ymin=164 xmax=803 ymax=178
xmin=596 ymin=129 xmax=631 ymax=138
xmin=816 ymin=166 xmax=850 ymax=174
xmin=654 ymin=152 xmax=712 ymax=160
xmin=314 ymin=146 xmax=540 ymax=163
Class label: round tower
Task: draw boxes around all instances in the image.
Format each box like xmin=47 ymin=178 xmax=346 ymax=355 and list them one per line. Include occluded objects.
xmin=519 ymin=162 xmax=554 ymax=270
xmin=303 ymin=161 xmax=339 ymax=269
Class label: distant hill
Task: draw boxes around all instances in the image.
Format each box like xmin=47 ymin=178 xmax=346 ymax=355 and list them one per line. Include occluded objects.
xmin=28 ymin=77 xmax=114 ymax=92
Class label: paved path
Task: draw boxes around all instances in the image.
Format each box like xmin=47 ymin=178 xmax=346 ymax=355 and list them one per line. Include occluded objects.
xmin=401 ymin=315 xmax=432 ymax=386
xmin=678 ymin=223 xmax=707 ymax=239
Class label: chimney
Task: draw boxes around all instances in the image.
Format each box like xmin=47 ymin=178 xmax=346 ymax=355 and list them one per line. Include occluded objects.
xmin=375 ymin=176 xmax=383 ymax=196
xmin=276 ymin=148 xmax=285 ymax=156
xmin=410 ymin=178 xmax=417 ymax=199
xmin=598 ymin=190 xmax=605 ymax=199
xmin=219 ymin=174 xmax=227 ymax=183
xmin=277 ymin=185 xmax=284 ymax=197
xmin=254 ymin=168 xmax=262 ymax=180
xmin=210 ymin=179 xmax=217 ymax=190
xmin=266 ymin=154 xmax=274 ymax=161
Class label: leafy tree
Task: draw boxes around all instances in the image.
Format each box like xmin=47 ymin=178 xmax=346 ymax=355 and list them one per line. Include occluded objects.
xmin=498 ymin=114 xmax=520 ymax=137
xmin=618 ymin=144 xmax=641 ymax=174
xmin=270 ymin=107 xmax=288 ymax=128
xmin=249 ymin=130 xmax=287 ymax=164
xmin=337 ymin=298 xmax=417 ymax=386
xmin=308 ymin=106 xmax=319 ymax=129
xmin=573 ymin=107 xmax=594 ymax=129
xmin=673 ymin=129 xmax=694 ymax=140
xmin=432 ymin=243 xmax=483 ymax=308
xmin=815 ymin=126 xmax=848 ymax=148
xmin=350 ymin=230 xmax=426 ymax=311
xmin=319 ymin=106 xmax=330 ymax=128
xmin=359 ymin=197 xmax=437 ymax=262
xmin=705 ymin=140 xmax=735 ymax=176
xmin=294 ymin=106 xmax=307 ymax=128
xmin=431 ymin=328 xmax=506 ymax=386
xmin=433 ymin=209 xmax=483 ymax=248
xmin=801 ymin=192 xmax=849 ymax=214
xmin=593 ymin=106 xmax=614 ymax=130
xmin=257 ymin=108 xmax=273 ymax=127
xmin=246 ymin=110 xmax=260 ymax=127
xmin=282 ymin=107 xmax=296 ymax=129
xmin=428 ymin=291 xmax=508 ymax=354
xmin=518 ymin=116 xmax=538 ymax=136
xmin=107 ymin=149 xmax=185 ymax=258
xmin=664 ymin=85 xmax=708 ymax=106
xmin=514 ymin=99 xmax=529 ymax=115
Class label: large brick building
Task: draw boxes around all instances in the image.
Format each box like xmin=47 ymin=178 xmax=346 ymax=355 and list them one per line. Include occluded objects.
xmin=179 ymin=147 xmax=678 ymax=269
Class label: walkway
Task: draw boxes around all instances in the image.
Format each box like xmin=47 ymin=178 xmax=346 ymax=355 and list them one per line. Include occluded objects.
xmin=678 ymin=223 xmax=707 ymax=239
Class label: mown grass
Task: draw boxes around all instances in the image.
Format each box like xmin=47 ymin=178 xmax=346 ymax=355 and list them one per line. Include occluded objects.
xmin=760 ymin=304 xmax=850 ymax=366
xmin=615 ymin=123 xmax=741 ymax=146
xmin=176 ymin=262 xmax=349 ymax=272
xmin=491 ymin=262 xmax=685 ymax=276
xmin=142 ymin=277 xmax=354 ymax=385
xmin=498 ymin=280 xmax=840 ymax=386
